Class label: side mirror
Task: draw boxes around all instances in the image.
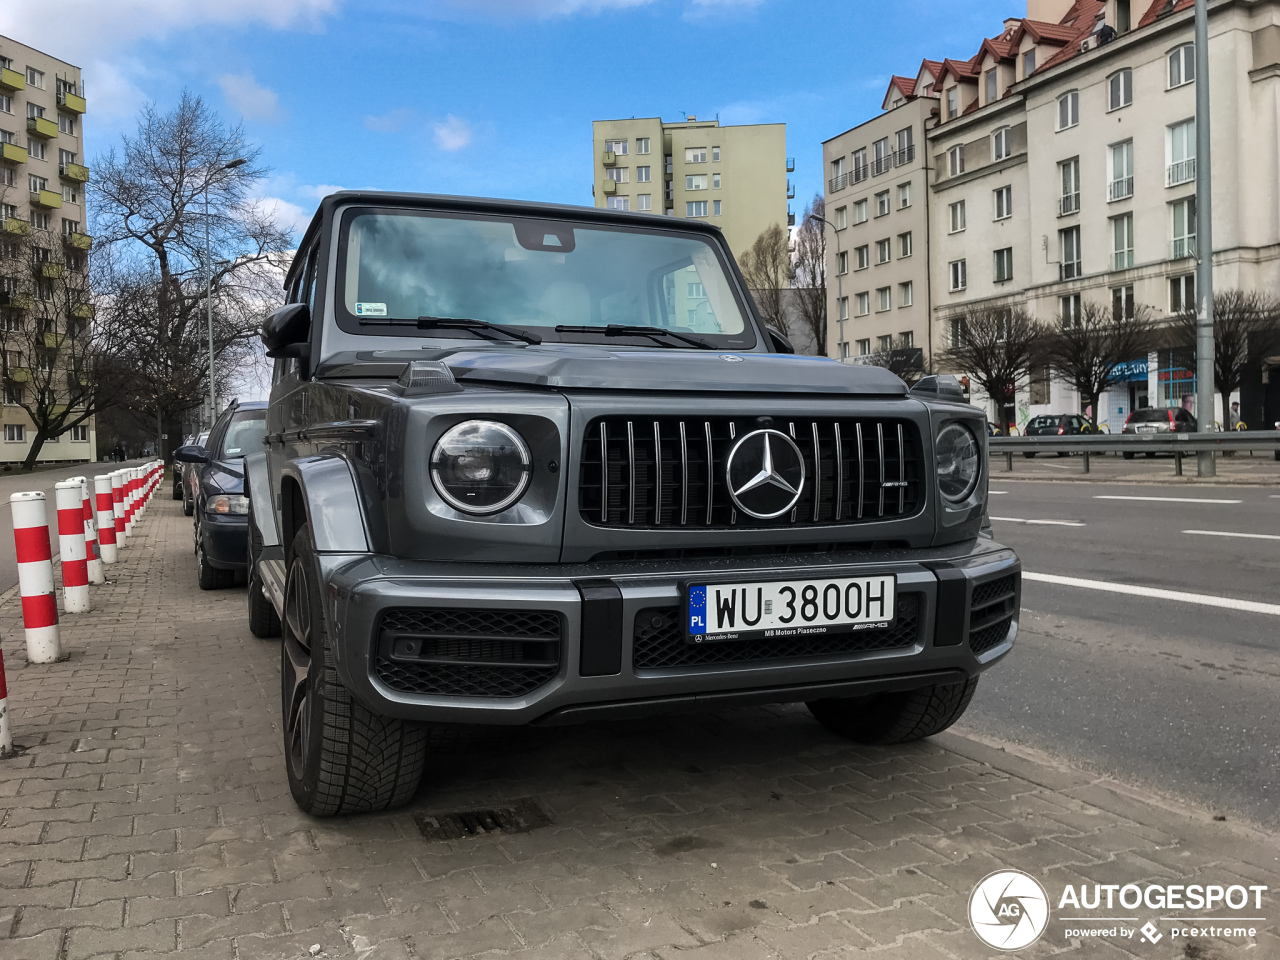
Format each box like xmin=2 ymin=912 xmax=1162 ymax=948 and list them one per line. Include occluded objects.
xmin=173 ymin=444 xmax=209 ymax=464
xmin=262 ymin=302 xmax=311 ymax=354
xmin=766 ymin=327 xmax=795 ymax=354
xmin=910 ymin=375 xmax=969 ymax=403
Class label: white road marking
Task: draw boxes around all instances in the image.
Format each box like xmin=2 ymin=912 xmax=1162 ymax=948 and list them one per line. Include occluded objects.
xmin=992 ymin=517 xmax=1086 ymax=527
xmin=1094 ymin=495 xmax=1242 ymax=504
xmin=1182 ymin=529 xmax=1280 ymax=541
xmin=989 ymin=490 xmax=1009 ymax=495
xmin=1024 ymin=572 xmax=1280 ymax=617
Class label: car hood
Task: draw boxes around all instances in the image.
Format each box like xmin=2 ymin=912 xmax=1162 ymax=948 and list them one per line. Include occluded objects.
xmin=436 ymin=345 xmax=909 ymax=395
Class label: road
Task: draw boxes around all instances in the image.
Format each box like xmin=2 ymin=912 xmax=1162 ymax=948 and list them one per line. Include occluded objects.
xmin=962 ymin=479 xmax=1280 ymax=829
xmin=0 ymin=459 xmax=154 ymax=593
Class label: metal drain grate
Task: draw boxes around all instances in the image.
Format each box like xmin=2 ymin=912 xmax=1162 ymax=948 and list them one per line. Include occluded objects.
xmin=414 ymin=797 xmax=551 ymax=841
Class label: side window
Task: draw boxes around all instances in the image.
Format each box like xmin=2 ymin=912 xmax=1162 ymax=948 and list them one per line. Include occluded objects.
xmin=303 ymin=245 xmax=320 ymax=312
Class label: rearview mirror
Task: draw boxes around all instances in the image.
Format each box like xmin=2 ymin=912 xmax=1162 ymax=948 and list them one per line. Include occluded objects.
xmin=173 ymin=444 xmax=209 ymax=464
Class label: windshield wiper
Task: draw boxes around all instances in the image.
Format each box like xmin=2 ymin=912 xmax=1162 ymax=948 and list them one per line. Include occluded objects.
xmin=357 ymin=315 xmax=542 ymax=345
xmin=554 ymin=324 xmax=717 ymax=350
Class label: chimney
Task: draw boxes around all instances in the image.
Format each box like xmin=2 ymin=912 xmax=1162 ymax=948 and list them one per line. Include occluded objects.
xmin=687 ymin=115 xmax=696 ymax=122
xmin=1004 ymin=17 xmax=1022 ymax=35
xmin=1026 ymin=0 xmax=1075 ymax=23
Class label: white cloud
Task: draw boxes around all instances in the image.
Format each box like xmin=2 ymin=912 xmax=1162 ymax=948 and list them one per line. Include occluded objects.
xmin=249 ymin=195 xmax=312 ymax=235
xmin=430 ymin=0 xmax=651 ymax=17
xmin=433 ymin=115 xmax=472 ymax=152
xmin=218 ymin=72 xmax=283 ymax=122
xmin=80 ymin=58 xmax=149 ymax=123
xmin=299 ymin=183 xmax=347 ymax=200
xmin=364 ymin=108 xmax=416 ymax=134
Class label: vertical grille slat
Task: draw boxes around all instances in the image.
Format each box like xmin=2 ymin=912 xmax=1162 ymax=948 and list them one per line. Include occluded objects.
xmin=579 ymin=415 xmax=922 ymax=529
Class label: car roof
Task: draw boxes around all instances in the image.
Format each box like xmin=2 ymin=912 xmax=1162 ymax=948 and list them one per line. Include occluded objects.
xmin=229 ymin=400 xmax=268 ymax=412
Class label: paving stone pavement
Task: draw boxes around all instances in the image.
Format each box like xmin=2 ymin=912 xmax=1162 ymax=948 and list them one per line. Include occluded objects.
xmin=0 ymin=496 xmax=1277 ymax=960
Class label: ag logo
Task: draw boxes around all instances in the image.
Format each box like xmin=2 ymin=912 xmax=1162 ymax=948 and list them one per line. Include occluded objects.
xmin=968 ymin=870 xmax=1050 ymax=951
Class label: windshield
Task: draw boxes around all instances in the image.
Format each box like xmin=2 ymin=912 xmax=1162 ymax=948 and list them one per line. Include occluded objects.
xmin=336 ymin=209 xmax=753 ymax=347
xmin=217 ymin=411 xmax=267 ymax=459
xmin=1128 ymin=409 xmax=1174 ymax=423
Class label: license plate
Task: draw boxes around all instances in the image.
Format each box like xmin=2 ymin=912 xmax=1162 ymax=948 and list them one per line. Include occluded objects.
xmin=1136 ymin=425 xmax=1159 ymax=433
xmin=686 ymin=575 xmax=896 ymax=643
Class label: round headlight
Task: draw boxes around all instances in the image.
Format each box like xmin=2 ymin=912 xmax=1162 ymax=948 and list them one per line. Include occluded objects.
xmin=431 ymin=420 xmax=531 ymax=515
xmin=936 ymin=422 xmax=980 ymax=502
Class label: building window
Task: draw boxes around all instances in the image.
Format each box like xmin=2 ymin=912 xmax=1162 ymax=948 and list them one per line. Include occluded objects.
xmin=877 ymin=287 xmax=892 ymax=312
xmin=636 ymin=138 xmax=650 ymax=155
xmin=1059 ymin=157 xmax=1081 ymax=215
xmin=852 ymin=148 xmax=868 ymax=181
xmin=949 ymin=259 xmax=967 ymax=291
xmin=1029 ymin=365 xmax=1051 ymax=405
xmin=837 ymin=251 xmax=849 ymax=275
xmin=898 ymin=182 xmax=912 ymax=208
xmin=948 ymin=145 xmax=965 ymax=176
xmin=857 ymin=338 xmax=872 ymax=356
xmin=713 ymin=200 xmax=721 ymax=216
xmin=26 ymin=68 xmax=45 ymax=89
xmin=994 ymin=247 xmax=1014 ymax=282
xmin=1060 ymin=227 xmax=1082 ymax=280
xmin=70 ymin=425 xmax=89 ymax=442
xmin=636 ymin=165 xmax=651 ymax=182
xmin=685 ymin=147 xmax=707 ymax=163
xmin=876 ymin=238 xmax=891 ymax=264
xmin=877 ymin=334 xmax=894 ymax=352
xmin=855 ymin=245 xmax=870 ymax=270
xmin=899 ymin=281 xmax=914 ymax=307
xmin=4 ymin=384 xmax=22 ymax=405
xmin=1112 ymin=284 xmax=1135 ymax=321
xmin=895 ymin=126 xmax=914 ymax=164
xmin=900 ymin=330 xmax=915 ymax=348
xmin=31 ymin=212 xmax=50 ymax=230
xmin=839 ymin=341 xmax=850 ymax=359
xmin=1108 ymin=140 xmax=1134 ymax=201
xmin=57 ymin=115 xmax=74 ymax=135
xmin=1169 ymin=44 xmax=1196 ymax=88
xmin=61 ymin=218 xmax=80 ymax=235
xmin=986 ymin=69 xmax=998 ymax=104
xmin=853 ymin=199 xmax=868 ymax=224
xmin=605 ymin=167 xmax=629 ymax=183
xmin=946 ymin=87 xmax=959 ymax=120
xmin=1167 ymin=119 xmax=1196 ymax=185
xmin=685 ymin=174 xmax=706 ymax=190
xmin=711 ymin=146 xmax=720 ymax=161
xmin=1108 ymin=69 xmax=1133 ymax=110
xmin=1111 ymin=213 xmax=1135 ymax=270
xmin=1170 ymin=274 xmax=1195 ymax=313
xmin=834 ymin=205 xmax=848 ymax=229
xmin=949 ymin=200 xmax=966 ymax=233
xmin=875 ymin=191 xmax=890 ymax=216
xmin=637 ymin=194 xmax=651 ymax=211
xmin=873 ymin=137 xmax=891 ymax=175
xmin=856 ymin=292 xmax=870 ymax=316
xmin=685 ymin=201 xmax=708 ymax=217
xmin=994 ymin=185 xmax=1012 ymax=220
xmin=837 ymin=296 xmax=850 ymax=322
xmin=4 ymin=424 xmax=25 ymax=442
xmin=712 ymin=173 xmax=720 ymax=189
xmin=1061 ymin=293 xmax=1082 ymax=324
xmin=1023 ymin=49 xmax=1036 ymax=77
xmin=29 ymin=174 xmax=47 ymax=194
xmin=0 ymin=94 xmax=10 ymax=114
xmin=898 ymin=232 xmax=912 ymax=258
xmin=992 ymin=126 xmax=1011 ymax=161
xmin=1171 ymin=196 xmax=1197 ymax=259
xmin=1057 ymin=90 xmax=1079 ymax=130
xmin=28 ymin=139 xmax=46 ymax=161
xmin=605 ymin=139 xmax=628 ymax=155
xmin=607 ymin=196 xmax=630 ymax=211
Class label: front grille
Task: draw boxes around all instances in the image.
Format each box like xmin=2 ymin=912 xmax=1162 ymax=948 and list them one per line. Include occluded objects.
xmin=968 ymin=574 xmax=1017 ymax=655
xmin=579 ymin=416 xmax=922 ymax=529
xmin=374 ymin=608 xmax=561 ymax=698
xmin=633 ymin=593 xmax=920 ymax=670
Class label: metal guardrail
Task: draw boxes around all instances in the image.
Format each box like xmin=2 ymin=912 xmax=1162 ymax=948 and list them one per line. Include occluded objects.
xmin=989 ymin=431 xmax=1280 ymax=475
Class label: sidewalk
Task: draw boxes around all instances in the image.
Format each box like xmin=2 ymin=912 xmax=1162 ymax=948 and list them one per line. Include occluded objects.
xmin=0 ymin=499 xmax=1276 ymax=960
xmin=991 ymin=451 xmax=1280 ymax=485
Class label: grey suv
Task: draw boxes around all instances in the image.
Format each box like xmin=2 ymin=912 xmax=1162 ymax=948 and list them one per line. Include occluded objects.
xmin=244 ymin=192 xmax=1021 ymax=816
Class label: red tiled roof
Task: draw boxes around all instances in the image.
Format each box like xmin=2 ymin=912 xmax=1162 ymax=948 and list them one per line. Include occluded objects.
xmin=920 ymin=59 xmax=944 ymax=81
xmin=1015 ymin=19 xmax=1078 ymax=44
xmin=939 ymin=56 xmax=981 ymax=83
xmin=1036 ymin=0 xmax=1107 ymax=72
xmin=889 ymin=75 xmax=917 ymax=97
xmin=962 ymin=98 xmax=981 ymax=116
xmin=978 ymin=36 xmax=1018 ymax=62
xmin=1137 ymin=0 xmax=1193 ymax=28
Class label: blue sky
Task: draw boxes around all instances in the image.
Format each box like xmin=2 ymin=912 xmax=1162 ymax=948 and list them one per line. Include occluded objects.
xmin=3 ymin=0 xmax=1020 ymax=239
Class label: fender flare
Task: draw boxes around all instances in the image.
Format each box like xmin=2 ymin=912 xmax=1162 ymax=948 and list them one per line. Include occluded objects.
xmin=242 ymin=452 xmax=279 ymax=548
xmin=279 ymin=454 xmax=371 ymax=555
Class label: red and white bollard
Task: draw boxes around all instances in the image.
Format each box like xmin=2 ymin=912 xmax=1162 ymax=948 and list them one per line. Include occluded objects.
xmin=54 ymin=481 xmax=90 ymax=614
xmin=77 ymin=477 xmax=104 ymax=585
xmin=10 ymin=492 xmax=61 ymax=663
xmin=111 ymin=471 xmax=126 ymax=549
xmin=0 ymin=646 xmax=12 ymax=757
xmin=95 ymin=475 xmax=118 ymax=564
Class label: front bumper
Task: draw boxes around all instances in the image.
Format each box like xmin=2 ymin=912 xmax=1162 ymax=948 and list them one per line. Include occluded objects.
xmin=201 ymin=514 xmax=249 ymax=570
xmin=315 ymin=538 xmax=1021 ymax=725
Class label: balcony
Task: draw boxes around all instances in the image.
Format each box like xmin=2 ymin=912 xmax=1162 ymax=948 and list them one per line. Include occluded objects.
xmin=0 ymin=141 xmax=27 ymax=165
xmin=1167 ymin=158 xmax=1196 ymax=186
xmin=30 ymin=189 xmax=62 ymax=209
xmin=63 ymin=231 xmax=92 ymax=251
xmin=1059 ymin=261 xmax=1082 ymax=281
xmin=602 ymin=151 xmax=616 ymax=167
xmin=1 ymin=216 xmax=29 ymax=236
xmin=42 ymin=331 xmax=65 ymax=349
xmin=786 ymin=157 xmax=796 ymax=172
xmin=787 ymin=180 xmax=795 ymax=199
xmin=1107 ymin=176 xmax=1133 ymax=202
xmin=828 ymin=172 xmax=848 ymax=194
xmin=6 ymin=367 xmax=33 ymax=383
xmin=1110 ymin=251 xmax=1135 ymax=271
xmin=871 ymin=156 xmax=892 ymax=177
xmin=26 ymin=116 xmax=58 ymax=140
xmin=602 ymin=179 xmax=616 ymax=195
xmin=1058 ymin=192 xmax=1080 ymax=216
xmin=38 ymin=262 xmax=63 ymax=279
xmin=852 ymin=164 xmax=869 ymax=184
xmin=0 ymin=66 xmax=23 ymax=91
xmin=894 ymin=144 xmax=916 ymax=166
xmin=71 ymin=302 xmax=95 ymax=320
xmin=787 ymin=212 xmax=796 ymax=227
xmin=1170 ymin=236 xmax=1197 ymax=260
xmin=57 ymin=90 xmax=86 ymax=115
xmin=60 ymin=162 xmax=89 ymax=183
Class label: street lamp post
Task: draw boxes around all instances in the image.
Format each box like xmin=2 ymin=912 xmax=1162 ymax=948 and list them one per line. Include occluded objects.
xmin=205 ymin=158 xmax=246 ymax=429
xmin=809 ymin=214 xmax=843 ymax=359
xmin=1193 ymin=0 xmax=1215 ymax=477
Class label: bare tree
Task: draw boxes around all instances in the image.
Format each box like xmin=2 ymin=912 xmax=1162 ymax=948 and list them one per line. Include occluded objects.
xmin=1041 ymin=301 xmax=1155 ymax=429
xmin=936 ymin=305 xmax=1044 ymax=427
xmin=792 ymin=195 xmax=827 ymax=355
xmin=1173 ymin=289 xmax=1280 ymax=425
xmin=736 ymin=223 xmax=791 ymax=335
xmin=862 ymin=340 xmax=925 ymax=384
xmin=91 ymin=92 xmax=290 ymax=459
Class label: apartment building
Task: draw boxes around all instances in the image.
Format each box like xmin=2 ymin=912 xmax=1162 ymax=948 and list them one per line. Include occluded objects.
xmin=925 ymin=0 xmax=1280 ymax=430
xmin=0 ymin=35 xmax=96 ymax=463
xmin=590 ymin=117 xmax=791 ymax=261
xmin=822 ymin=93 xmax=934 ymax=367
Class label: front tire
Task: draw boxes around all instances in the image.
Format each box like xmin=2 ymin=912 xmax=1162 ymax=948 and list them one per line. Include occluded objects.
xmin=247 ymin=519 xmax=281 ymax=638
xmin=806 ymin=677 xmax=978 ymax=745
xmin=281 ymin=523 xmax=430 ymax=816
xmin=197 ymin=528 xmax=234 ymax=590
xmin=182 ymin=483 xmax=195 ymax=516
xmin=1022 ymin=452 xmax=1035 ymax=459
xmin=1123 ymin=451 xmax=1135 ymax=460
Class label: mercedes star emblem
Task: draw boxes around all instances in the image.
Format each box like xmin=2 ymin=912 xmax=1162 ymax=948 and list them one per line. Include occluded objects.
xmin=725 ymin=429 xmax=806 ymax=519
